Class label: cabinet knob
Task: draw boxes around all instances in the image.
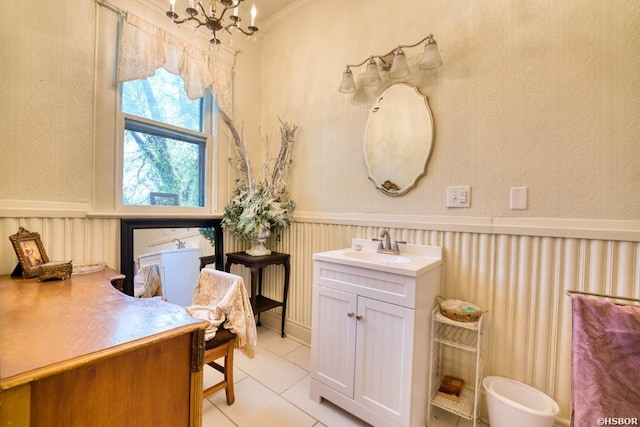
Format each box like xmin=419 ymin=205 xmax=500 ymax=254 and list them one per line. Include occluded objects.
xmin=347 ymin=312 xmax=355 ymax=317
xmin=356 ymin=315 xmax=363 ymax=320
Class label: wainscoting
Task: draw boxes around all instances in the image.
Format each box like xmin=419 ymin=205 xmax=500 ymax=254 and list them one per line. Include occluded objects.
xmin=226 ymin=215 xmax=640 ymax=425
xmin=0 ymin=217 xmax=121 ymax=275
xmin=2 ymin=214 xmax=639 ymax=424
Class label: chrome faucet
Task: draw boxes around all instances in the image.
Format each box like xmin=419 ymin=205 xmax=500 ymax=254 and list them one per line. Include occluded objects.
xmin=375 ymin=229 xmax=405 ymax=255
xmin=380 ymin=230 xmax=392 ymax=251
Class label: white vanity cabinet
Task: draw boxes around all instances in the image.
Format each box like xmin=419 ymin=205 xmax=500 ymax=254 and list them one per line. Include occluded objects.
xmin=138 ymin=248 xmax=200 ymax=306
xmin=310 ymin=245 xmax=442 ymax=427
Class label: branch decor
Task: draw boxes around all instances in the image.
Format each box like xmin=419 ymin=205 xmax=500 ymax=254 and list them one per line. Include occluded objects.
xmin=220 ymin=112 xmax=298 ymax=255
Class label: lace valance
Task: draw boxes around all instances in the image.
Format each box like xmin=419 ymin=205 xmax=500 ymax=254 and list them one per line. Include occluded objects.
xmin=117 ymin=12 xmax=233 ymax=118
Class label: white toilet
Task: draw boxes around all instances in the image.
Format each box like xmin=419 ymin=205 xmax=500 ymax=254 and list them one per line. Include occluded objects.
xmin=483 ymin=376 xmax=559 ymax=427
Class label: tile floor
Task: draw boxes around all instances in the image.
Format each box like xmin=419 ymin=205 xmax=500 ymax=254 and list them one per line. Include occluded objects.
xmin=202 ymin=326 xmax=489 ymax=427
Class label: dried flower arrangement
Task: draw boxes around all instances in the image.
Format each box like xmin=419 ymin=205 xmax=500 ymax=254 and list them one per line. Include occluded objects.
xmin=220 ymin=112 xmax=298 ymax=247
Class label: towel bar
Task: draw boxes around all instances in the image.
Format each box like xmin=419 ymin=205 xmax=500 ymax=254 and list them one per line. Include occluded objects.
xmin=566 ymin=290 xmax=640 ymax=305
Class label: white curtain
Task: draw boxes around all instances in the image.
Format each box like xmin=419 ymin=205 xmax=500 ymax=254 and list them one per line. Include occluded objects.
xmin=117 ymin=12 xmax=233 ymax=118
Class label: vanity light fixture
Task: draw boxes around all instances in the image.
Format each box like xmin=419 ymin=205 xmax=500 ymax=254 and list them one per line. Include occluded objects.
xmin=166 ymin=0 xmax=258 ymax=46
xmin=338 ymin=34 xmax=443 ymax=94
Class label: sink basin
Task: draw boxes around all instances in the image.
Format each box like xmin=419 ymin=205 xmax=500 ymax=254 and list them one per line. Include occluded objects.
xmin=313 ymin=239 xmax=443 ymax=277
xmin=343 ymin=251 xmax=411 ymax=264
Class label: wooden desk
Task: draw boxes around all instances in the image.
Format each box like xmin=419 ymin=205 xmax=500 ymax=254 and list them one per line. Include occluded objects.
xmin=0 ymin=269 xmax=207 ymax=427
xmin=224 ymin=252 xmax=290 ymax=337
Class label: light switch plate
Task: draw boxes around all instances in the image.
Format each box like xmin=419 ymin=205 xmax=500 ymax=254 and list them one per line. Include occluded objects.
xmin=510 ymin=187 xmax=528 ymax=209
xmin=447 ymin=186 xmax=471 ymax=208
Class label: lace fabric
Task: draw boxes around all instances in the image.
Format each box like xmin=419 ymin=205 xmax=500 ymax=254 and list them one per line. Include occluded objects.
xmin=117 ymin=12 xmax=234 ymax=118
xmin=186 ymin=268 xmax=257 ymax=358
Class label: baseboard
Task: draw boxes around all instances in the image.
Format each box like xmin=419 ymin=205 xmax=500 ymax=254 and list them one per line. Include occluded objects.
xmin=256 ymin=311 xmax=311 ymax=345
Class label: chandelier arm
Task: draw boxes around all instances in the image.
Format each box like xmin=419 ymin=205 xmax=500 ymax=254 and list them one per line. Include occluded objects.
xmin=234 ymin=26 xmax=257 ymax=36
xmin=172 ymin=15 xmax=206 ymax=27
xmin=344 ymin=34 xmax=435 ymax=71
xmin=197 ymin=2 xmax=208 ymax=17
xmin=216 ymin=4 xmax=235 ymax=21
xmin=195 ymin=2 xmax=230 ymax=22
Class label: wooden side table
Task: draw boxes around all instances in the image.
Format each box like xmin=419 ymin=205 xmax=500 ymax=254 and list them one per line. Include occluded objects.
xmin=224 ymin=251 xmax=290 ymax=337
xmin=199 ymin=255 xmax=217 ymax=270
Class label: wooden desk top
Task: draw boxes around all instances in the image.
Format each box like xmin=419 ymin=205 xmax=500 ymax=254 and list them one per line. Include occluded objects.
xmin=0 ymin=269 xmax=206 ymax=390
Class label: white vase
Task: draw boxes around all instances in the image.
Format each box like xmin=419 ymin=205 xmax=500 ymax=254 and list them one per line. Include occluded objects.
xmin=246 ymin=229 xmax=271 ymax=256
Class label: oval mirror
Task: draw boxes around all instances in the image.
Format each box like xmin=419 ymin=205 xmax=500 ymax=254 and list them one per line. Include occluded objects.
xmin=363 ymin=83 xmax=434 ymax=196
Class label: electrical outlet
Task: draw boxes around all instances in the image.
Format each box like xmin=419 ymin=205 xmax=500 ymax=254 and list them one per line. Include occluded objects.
xmin=447 ymin=186 xmax=471 ymax=208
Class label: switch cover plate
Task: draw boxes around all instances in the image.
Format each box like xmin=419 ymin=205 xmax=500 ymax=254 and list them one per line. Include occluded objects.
xmin=447 ymin=186 xmax=471 ymax=208
xmin=510 ymin=187 xmax=528 ymax=209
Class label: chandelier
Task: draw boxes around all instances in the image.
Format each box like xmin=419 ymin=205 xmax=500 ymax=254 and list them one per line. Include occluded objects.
xmin=167 ymin=0 xmax=258 ymax=45
xmin=338 ymin=34 xmax=443 ymax=94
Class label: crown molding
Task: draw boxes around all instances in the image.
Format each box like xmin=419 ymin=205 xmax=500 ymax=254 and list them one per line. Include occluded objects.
xmin=262 ymin=0 xmax=320 ymax=33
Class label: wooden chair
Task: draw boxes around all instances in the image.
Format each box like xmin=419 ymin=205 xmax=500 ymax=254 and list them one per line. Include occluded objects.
xmin=191 ymin=268 xmax=250 ymax=405
xmin=202 ymin=327 xmax=236 ymax=404
xmin=133 ymin=264 xmax=164 ymax=299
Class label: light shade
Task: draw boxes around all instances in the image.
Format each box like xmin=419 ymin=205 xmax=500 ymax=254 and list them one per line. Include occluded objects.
xmin=363 ymin=59 xmax=382 ymax=87
xmin=419 ymin=38 xmax=443 ymax=70
xmin=337 ymin=34 xmax=443 ymax=95
xmin=389 ymin=50 xmax=411 ymax=79
xmin=338 ymin=69 xmax=356 ymax=94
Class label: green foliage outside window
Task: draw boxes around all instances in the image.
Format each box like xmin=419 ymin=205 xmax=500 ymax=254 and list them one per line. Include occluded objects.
xmin=121 ymin=68 xmax=208 ymax=207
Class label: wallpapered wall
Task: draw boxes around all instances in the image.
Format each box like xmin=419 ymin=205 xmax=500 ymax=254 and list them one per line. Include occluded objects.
xmin=0 ymin=0 xmax=95 ymax=207
xmin=1 ymin=0 xmax=638 ymax=218
xmin=261 ymin=0 xmax=640 ymax=220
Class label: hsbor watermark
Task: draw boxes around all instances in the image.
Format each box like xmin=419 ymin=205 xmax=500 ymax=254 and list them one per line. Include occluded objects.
xmin=597 ymin=418 xmax=639 ymax=426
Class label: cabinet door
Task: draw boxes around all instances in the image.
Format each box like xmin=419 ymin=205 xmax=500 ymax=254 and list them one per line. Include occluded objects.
xmin=160 ymin=250 xmax=200 ymax=306
xmin=354 ymin=297 xmax=415 ymax=425
xmin=310 ymin=286 xmax=357 ymax=398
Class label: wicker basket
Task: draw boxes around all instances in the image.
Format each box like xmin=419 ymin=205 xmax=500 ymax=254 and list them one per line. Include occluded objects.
xmin=436 ymin=296 xmax=485 ymax=322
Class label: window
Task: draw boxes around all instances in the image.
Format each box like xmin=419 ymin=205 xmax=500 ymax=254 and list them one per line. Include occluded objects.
xmin=120 ymin=68 xmax=214 ymax=208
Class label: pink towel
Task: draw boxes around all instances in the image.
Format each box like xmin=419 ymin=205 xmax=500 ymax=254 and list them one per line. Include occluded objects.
xmin=571 ymin=295 xmax=640 ymax=426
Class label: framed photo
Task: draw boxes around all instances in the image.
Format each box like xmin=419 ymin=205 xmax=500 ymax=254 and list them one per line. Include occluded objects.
xmin=9 ymin=227 xmax=50 ymax=278
xmin=150 ymin=192 xmax=180 ymax=206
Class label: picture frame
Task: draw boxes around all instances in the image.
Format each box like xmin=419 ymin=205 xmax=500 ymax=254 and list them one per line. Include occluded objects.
xmin=9 ymin=227 xmax=50 ymax=278
xmin=150 ymin=192 xmax=179 ymax=206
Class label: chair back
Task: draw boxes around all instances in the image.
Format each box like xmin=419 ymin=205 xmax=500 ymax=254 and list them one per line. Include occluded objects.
xmin=188 ymin=268 xmax=257 ymax=358
xmin=191 ymin=268 xmax=242 ymax=306
xmin=134 ymin=264 xmax=163 ymax=299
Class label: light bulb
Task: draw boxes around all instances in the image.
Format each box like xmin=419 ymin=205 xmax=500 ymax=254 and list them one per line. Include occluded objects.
xmin=250 ymin=4 xmax=257 ymax=27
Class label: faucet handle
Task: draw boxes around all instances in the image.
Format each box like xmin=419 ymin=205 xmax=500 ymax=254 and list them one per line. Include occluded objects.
xmin=392 ymin=241 xmax=406 ymax=253
xmin=372 ymin=238 xmax=384 ymax=250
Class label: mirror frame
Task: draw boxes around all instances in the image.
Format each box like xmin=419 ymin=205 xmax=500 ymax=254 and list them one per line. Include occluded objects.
xmin=363 ymin=82 xmax=435 ymax=196
xmin=120 ymin=218 xmax=224 ymax=296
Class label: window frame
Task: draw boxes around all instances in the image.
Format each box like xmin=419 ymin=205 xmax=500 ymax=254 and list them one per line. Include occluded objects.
xmin=115 ymin=74 xmax=217 ymax=215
